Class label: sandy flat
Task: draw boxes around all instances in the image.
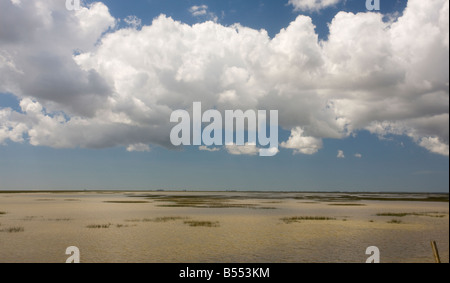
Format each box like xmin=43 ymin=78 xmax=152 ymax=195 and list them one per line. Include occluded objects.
xmin=0 ymin=191 xmax=448 ymax=263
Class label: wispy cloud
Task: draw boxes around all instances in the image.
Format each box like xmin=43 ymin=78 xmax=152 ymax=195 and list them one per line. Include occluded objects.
xmin=189 ymin=5 xmax=218 ymax=22
xmin=226 ymin=143 xmax=259 ymax=156
xmin=288 ymin=0 xmax=341 ymax=12
xmin=123 ymin=15 xmax=142 ymax=29
xmin=199 ymin=146 xmax=221 ymax=152
xmin=126 ymin=143 xmax=150 ymax=152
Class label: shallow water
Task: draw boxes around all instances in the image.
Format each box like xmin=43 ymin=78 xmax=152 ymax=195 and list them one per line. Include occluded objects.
xmin=0 ymin=192 xmax=448 ymax=263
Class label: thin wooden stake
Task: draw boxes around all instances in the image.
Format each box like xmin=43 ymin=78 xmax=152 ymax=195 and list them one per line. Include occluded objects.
xmin=431 ymin=241 xmax=441 ymax=263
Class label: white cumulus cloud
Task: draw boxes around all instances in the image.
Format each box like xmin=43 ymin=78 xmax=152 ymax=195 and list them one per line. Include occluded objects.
xmin=281 ymin=127 xmax=323 ymax=155
xmin=0 ymin=0 xmax=448 ymax=157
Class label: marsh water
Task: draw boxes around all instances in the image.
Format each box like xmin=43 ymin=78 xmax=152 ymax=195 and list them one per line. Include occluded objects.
xmin=0 ymin=191 xmax=448 ymax=263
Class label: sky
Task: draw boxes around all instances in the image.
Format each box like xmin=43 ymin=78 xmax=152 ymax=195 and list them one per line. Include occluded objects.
xmin=0 ymin=0 xmax=448 ymax=192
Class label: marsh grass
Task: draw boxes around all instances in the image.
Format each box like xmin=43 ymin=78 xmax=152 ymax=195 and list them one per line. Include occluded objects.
xmin=130 ymin=195 xmax=276 ymax=209
xmin=116 ymin=224 xmax=130 ymax=228
xmin=1 ymin=226 xmax=24 ymax=233
xmin=86 ymin=223 xmax=112 ymax=229
xmin=152 ymin=216 xmax=189 ymax=222
xmin=388 ymin=219 xmax=403 ymax=224
xmin=48 ymin=218 xmax=73 ymax=222
xmin=281 ymin=216 xmax=336 ymax=224
xmin=103 ymin=201 xmax=150 ymax=204
xmin=21 ymin=216 xmax=41 ymax=221
xmin=328 ymin=203 xmax=366 ymax=206
xmin=183 ymin=220 xmax=220 ymax=227
xmin=125 ymin=216 xmax=188 ymax=223
xmin=124 ymin=219 xmax=141 ymax=222
xmin=376 ymin=212 xmax=447 ymax=218
xmin=293 ymin=194 xmax=449 ymax=203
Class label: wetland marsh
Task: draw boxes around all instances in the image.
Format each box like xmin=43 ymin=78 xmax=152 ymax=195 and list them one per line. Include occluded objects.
xmin=0 ymin=191 xmax=448 ymax=263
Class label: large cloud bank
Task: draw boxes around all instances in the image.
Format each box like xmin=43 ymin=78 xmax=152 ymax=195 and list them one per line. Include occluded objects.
xmin=0 ymin=0 xmax=448 ymax=156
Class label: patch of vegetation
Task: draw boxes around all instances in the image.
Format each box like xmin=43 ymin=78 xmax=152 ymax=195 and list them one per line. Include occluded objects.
xmin=183 ymin=220 xmax=220 ymax=227
xmin=281 ymin=216 xmax=336 ymax=224
xmin=124 ymin=216 xmax=188 ymax=223
xmin=388 ymin=219 xmax=402 ymax=224
xmin=48 ymin=218 xmax=73 ymax=221
xmin=0 ymin=211 xmax=6 ymax=215
xmin=1 ymin=226 xmax=24 ymax=233
xmin=151 ymin=195 xmax=276 ymax=209
xmin=328 ymin=203 xmax=366 ymax=206
xmin=152 ymin=216 xmax=188 ymax=222
xmin=103 ymin=201 xmax=150 ymax=204
xmin=124 ymin=219 xmax=142 ymax=222
xmin=376 ymin=212 xmax=447 ymax=218
xmin=86 ymin=223 xmax=112 ymax=229
xmin=116 ymin=224 xmax=129 ymax=228
xmin=21 ymin=216 xmax=41 ymax=221
xmin=293 ymin=193 xmax=449 ymax=203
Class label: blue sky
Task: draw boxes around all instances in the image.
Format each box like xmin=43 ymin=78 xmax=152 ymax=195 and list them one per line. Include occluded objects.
xmin=0 ymin=0 xmax=448 ymax=192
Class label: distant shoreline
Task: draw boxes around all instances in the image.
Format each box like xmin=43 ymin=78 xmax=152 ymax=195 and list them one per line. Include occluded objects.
xmin=0 ymin=190 xmax=448 ymax=202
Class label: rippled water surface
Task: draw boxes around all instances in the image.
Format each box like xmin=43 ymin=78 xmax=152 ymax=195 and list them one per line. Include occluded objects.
xmin=0 ymin=192 xmax=448 ymax=263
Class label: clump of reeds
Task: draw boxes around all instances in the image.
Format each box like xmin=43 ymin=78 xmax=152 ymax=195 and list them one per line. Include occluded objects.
xmin=86 ymin=223 xmax=112 ymax=229
xmin=103 ymin=201 xmax=149 ymax=204
xmin=376 ymin=212 xmax=447 ymax=218
xmin=152 ymin=216 xmax=188 ymax=222
xmin=328 ymin=203 xmax=366 ymax=206
xmin=281 ymin=216 xmax=336 ymax=224
xmin=183 ymin=220 xmax=220 ymax=227
xmin=1 ymin=226 xmax=24 ymax=233
xmin=49 ymin=218 xmax=73 ymax=221
xmin=388 ymin=219 xmax=402 ymax=224
xmin=125 ymin=216 xmax=188 ymax=223
xmin=116 ymin=224 xmax=129 ymax=228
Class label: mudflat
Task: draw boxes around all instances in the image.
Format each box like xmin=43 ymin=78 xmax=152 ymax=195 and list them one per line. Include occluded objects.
xmin=0 ymin=191 xmax=448 ymax=263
